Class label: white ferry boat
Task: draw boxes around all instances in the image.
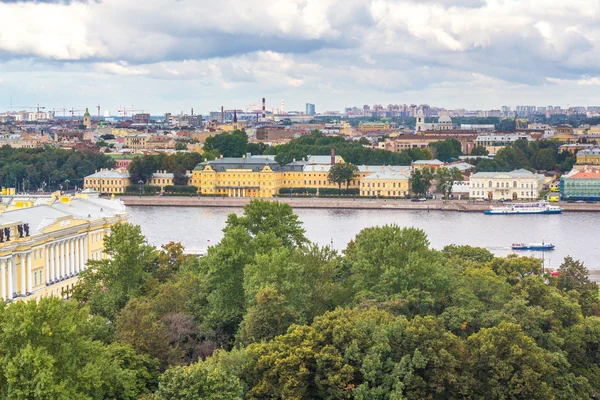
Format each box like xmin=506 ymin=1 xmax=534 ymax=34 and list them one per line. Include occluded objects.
xmin=484 ymin=201 xmax=562 ymax=215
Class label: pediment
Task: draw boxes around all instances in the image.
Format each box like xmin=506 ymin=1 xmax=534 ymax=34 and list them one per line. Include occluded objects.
xmin=39 ymin=217 xmax=89 ymax=234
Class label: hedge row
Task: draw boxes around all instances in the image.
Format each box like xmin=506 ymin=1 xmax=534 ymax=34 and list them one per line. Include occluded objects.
xmin=164 ymin=185 xmax=198 ymax=193
xmin=278 ymin=187 xmax=360 ymax=196
xmin=318 ymin=188 xmax=360 ymax=196
xmin=125 ymin=185 xmax=162 ymax=194
xmin=279 ymin=187 xmax=318 ymax=195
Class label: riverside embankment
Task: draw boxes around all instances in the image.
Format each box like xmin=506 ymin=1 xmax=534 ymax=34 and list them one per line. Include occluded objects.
xmin=119 ymin=196 xmax=600 ymax=212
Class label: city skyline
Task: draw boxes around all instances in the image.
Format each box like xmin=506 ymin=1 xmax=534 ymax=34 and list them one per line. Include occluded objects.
xmin=1 ymin=0 xmax=600 ymax=113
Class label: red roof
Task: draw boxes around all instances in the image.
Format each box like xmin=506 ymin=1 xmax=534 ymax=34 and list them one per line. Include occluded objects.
xmin=570 ymin=171 xmax=600 ymax=179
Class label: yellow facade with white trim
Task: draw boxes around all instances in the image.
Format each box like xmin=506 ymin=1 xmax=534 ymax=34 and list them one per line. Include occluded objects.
xmin=0 ymin=195 xmax=127 ymax=302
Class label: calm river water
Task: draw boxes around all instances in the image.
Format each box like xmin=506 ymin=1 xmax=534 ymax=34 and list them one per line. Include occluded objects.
xmin=128 ymin=206 xmax=600 ymax=271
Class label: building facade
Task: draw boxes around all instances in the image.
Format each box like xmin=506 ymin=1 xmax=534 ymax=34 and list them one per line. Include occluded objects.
xmin=360 ymin=167 xmax=411 ymax=197
xmin=191 ymin=154 xmax=284 ymax=198
xmin=84 ymin=169 xmax=130 ymax=194
xmin=469 ymin=169 xmax=544 ymax=200
xmin=358 ymin=122 xmax=391 ymax=132
xmin=0 ymin=194 xmax=127 ymax=302
xmin=560 ymin=169 xmax=600 ymax=200
xmin=576 ymin=148 xmax=600 ymax=166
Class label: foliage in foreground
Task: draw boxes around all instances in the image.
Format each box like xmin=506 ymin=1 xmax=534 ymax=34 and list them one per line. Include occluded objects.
xmin=1 ymin=200 xmax=599 ymax=399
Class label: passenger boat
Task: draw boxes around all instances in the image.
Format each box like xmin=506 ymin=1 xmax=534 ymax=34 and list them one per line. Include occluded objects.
xmin=511 ymin=243 xmax=555 ymax=251
xmin=484 ymin=201 xmax=562 ymax=215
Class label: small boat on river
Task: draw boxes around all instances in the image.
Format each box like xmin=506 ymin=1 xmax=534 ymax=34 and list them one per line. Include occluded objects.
xmin=511 ymin=243 xmax=555 ymax=251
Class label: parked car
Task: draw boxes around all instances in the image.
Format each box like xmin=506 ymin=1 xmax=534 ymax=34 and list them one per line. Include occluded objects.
xmin=475 ymin=198 xmax=486 ymax=202
xmin=411 ymin=198 xmax=427 ymax=202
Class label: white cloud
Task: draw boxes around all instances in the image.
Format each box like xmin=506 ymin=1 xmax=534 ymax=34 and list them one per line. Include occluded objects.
xmin=95 ymin=62 xmax=149 ymax=76
xmin=2 ymin=0 xmax=600 ymax=111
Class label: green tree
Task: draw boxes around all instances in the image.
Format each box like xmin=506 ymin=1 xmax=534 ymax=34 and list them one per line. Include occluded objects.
xmin=534 ymin=147 xmax=557 ymax=171
xmin=237 ymin=285 xmax=299 ymax=345
xmin=345 ymin=225 xmax=452 ymax=309
xmin=435 ymin=167 xmax=464 ymax=199
xmin=467 ymin=322 xmax=566 ymax=400
xmin=203 ymin=130 xmax=248 ymax=157
xmin=495 ymin=146 xmax=530 ymax=170
xmin=0 ymin=299 xmax=158 ymax=400
xmin=156 ymin=359 xmax=243 ymax=400
xmin=175 ymin=141 xmax=188 ymax=151
xmin=409 ymin=167 xmax=434 ymax=197
xmin=327 ymin=162 xmax=359 ymax=195
xmin=73 ymin=223 xmax=157 ymax=321
xmin=470 ymin=146 xmax=489 ymax=156
xmin=556 ymin=256 xmax=600 ymax=316
xmin=225 ymin=200 xmax=307 ymax=248
xmin=429 ymin=139 xmax=462 ymax=161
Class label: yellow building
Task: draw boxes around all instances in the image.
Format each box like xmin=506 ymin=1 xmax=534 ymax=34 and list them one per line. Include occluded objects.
xmin=358 ymin=122 xmax=391 ymax=132
xmin=124 ymin=134 xmax=150 ymax=151
xmin=217 ymin=121 xmax=247 ymax=132
xmin=576 ymin=148 xmax=600 ymax=165
xmin=0 ymin=195 xmax=127 ymax=302
xmin=360 ymin=167 xmax=411 ymax=197
xmin=191 ymin=154 xmax=284 ymax=197
xmin=148 ymin=171 xmax=191 ymax=189
xmin=190 ymin=153 xmax=415 ymax=198
xmin=84 ymin=169 xmax=130 ymax=194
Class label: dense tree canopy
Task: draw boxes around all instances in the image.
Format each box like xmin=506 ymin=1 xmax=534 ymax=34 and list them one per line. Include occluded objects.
xmin=203 ymin=130 xmax=248 ymax=158
xmin=0 ymin=146 xmax=114 ymax=191
xmin=429 ymin=138 xmax=462 ymax=161
xmin=128 ymin=152 xmax=203 ymax=184
xmin=2 ymin=200 xmax=600 ymax=398
xmin=473 ymin=139 xmax=575 ymax=173
xmin=265 ymin=131 xmax=431 ymax=166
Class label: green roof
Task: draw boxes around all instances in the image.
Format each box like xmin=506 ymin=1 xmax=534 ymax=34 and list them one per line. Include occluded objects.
xmin=107 ymin=153 xmax=137 ymax=160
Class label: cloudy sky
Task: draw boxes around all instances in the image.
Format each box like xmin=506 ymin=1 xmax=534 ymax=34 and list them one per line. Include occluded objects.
xmin=1 ymin=0 xmax=600 ymax=115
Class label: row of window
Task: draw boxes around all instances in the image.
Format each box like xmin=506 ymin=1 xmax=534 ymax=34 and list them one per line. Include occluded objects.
xmin=91 ymin=231 xmax=103 ymax=243
xmin=472 ymin=181 xmax=535 ymax=189
xmin=87 ymin=179 xmax=125 ymax=185
xmin=362 ymin=190 xmax=408 ymax=196
xmin=362 ymin=182 xmax=406 ymax=188
xmin=471 ymin=191 xmax=535 ymax=197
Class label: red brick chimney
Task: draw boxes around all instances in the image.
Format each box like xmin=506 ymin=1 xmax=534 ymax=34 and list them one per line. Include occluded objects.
xmin=330 ymin=146 xmax=335 ymax=165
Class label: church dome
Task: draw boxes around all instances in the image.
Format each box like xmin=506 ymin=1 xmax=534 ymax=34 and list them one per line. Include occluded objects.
xmin=439 ymin=115 xmax=452 ymax=123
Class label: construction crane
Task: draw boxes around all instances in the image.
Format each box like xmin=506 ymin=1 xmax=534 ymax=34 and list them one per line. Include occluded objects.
xmin=14 ymin=104 xmax=45 ymax=112
xmin=54 ymin=108 xmax=69 ymax=118
xmin=68 ymin=108 xmax=85 ymax=123
xmin=97 ymin=104 xmax=101 ymax=120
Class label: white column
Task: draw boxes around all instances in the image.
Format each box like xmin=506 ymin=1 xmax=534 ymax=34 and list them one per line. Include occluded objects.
xmin=27 ymin=252 xmax=32 ymax=294
xmin=46 ymin=246 xmax=50 ymax=284
xmin=50 ymin=244 xmax=55 ymax=282
xmin=69 ymin=239 xmax=75 ymax=276
xmin=83 ymin=237 xmax=88 ymax=269
xmin=20 ymin=254 xmax=26 ymax=295
xmin=0 ymin=259 xmax=6 ymax=301
xmin=58 ymin=241 xmax=63 ymax=279
xmin=64 ymin=240 xmax=70 ymax=277
xmin=61 ymin=241 xmax=66 ymax=278
xmin=7 ymin=257 xmax=13 ymax=300
xmin=75 ymin=237 xmax=81 ymax=274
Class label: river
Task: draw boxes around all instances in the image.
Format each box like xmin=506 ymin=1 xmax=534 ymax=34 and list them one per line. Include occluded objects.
xmin=128 ymin=206 xmax=600 ymax=271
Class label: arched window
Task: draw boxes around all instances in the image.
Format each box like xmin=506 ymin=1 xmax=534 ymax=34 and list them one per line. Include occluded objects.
xmin=489 ymin=181 xmax=492 ymax=188
xmin=513 ymin=181 xmax=517 ymax=188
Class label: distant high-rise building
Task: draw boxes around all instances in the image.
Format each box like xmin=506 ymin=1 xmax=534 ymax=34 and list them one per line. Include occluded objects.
xmin=306 ymin=103 xmax=316 ymax=115
xmin=132 ymin=113 xmax=150 ymax=124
